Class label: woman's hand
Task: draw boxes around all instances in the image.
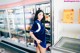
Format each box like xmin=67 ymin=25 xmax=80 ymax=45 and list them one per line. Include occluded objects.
xmin=36 ymin=39 xmax=42 ymax=44
xmin=45 ymin=29 xmax=48 ymax=33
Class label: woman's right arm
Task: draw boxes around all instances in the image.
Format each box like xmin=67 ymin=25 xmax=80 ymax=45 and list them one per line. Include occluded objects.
xmin=29 ymin=31 xmax=42 ymax=44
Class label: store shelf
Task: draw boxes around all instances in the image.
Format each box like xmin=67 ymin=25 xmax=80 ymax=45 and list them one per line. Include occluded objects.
xmin=12 ymin=33 xmax=26 ymax=37
xmin=0 ymin=29 xmax=29 ymax=38
xmin=0 ymin=29 xmax=9 ymax=32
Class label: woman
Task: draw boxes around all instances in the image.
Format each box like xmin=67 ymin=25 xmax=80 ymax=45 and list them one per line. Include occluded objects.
xmin=29 ymin=9 xmax=46 ymax=53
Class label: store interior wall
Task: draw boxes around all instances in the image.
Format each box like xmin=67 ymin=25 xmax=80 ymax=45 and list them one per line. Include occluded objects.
xmin=53 ymin=0 xmax=80 ymax=44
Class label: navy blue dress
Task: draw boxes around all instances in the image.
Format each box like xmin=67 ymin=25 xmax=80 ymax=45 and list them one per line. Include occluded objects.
xmin=30 ymin=20 xmax=46 ymax=48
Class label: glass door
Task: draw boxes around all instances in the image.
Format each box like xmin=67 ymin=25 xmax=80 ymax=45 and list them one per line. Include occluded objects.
xmin=7 ymin=6 xmax=26 ymax=45
xmin=24 ymin=5 xmax=35 ymax=47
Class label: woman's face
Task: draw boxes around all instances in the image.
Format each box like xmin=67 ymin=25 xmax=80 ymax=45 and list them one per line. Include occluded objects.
xmin=38 ymin=12 xmax=43 ymax=20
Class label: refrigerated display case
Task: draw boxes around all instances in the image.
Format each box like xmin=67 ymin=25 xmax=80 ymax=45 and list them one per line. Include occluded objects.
xmin=0 ymin=6 xmax=36 ymax=53
xmin=0 ymin=2 xmax=51 ymax=53
xmin=6 ymin=6 xmax=27 ymax=46
xmin=51 ymin=37 xmax=80 ymax=53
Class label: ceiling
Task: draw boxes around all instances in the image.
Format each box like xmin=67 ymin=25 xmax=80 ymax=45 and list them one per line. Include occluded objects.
xmin=0 ymin=0 xmax=22 ymax=5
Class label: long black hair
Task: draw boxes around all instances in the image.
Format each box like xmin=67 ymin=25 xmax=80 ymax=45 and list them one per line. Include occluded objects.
xmin=34 ymin=9 xmax=45 ymax=23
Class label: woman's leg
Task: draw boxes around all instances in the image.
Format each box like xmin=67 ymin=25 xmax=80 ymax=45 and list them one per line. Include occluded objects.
xmin=37 ymin=44 xmax=46 ymax=53
xmin=36 ymin=46 xmax=40 ymax=53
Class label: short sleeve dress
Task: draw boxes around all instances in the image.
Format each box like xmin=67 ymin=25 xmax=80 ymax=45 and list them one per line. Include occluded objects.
xmin=30 ymin=20 xmax=46 ymax=48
